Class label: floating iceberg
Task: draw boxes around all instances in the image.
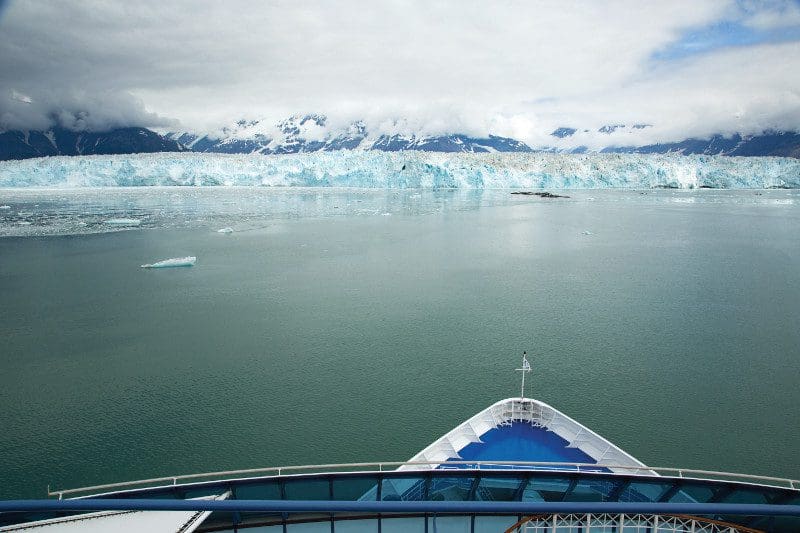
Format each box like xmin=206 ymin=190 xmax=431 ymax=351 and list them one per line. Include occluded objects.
xmin=217 ymin=227 xmax=234 ymax=234
xmin=104 ymin=218 xmax=141 ymax=226
xmin=141 ymin=256 xmax=197 ymax=269
xmin=0 ymin=152 xmax=798 ymax=189
xmin=0 ymin=205 xmax=10 ymax=209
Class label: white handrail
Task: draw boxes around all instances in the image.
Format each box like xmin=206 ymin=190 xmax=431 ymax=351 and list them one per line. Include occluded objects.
xmin=47 ymin=460 xmax=800 ymax=498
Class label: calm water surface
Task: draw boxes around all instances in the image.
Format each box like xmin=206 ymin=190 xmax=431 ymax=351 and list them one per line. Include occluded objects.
xmin=0 ymin=189 xmax=798 ymax=498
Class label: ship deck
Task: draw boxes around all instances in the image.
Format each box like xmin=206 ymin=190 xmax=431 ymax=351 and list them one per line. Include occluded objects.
xmin=446 ymin=422 xmax=603 ymax=468
xmin=2 ymin=397 xmax=799 ymax=532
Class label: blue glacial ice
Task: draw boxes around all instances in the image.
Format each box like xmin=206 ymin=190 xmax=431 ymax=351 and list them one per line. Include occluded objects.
xmin=0 ymin=151 xmax=798 ymax=189
xmin=141 ymin=256 xmax=197 ymax=268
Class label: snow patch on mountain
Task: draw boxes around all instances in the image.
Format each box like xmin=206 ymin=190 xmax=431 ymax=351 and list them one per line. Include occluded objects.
xmin=167 ymin=115 xmax=531 ymax=155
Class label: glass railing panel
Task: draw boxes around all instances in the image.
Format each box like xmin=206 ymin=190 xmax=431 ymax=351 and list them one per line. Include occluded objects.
xmin=520 ymin=483 xmax=545 ymax=502
xmin=720 ymin=487 xmax=784 ymax=504
xmin=474 ymin=515 xmax=519 ymax=533
xmin=234 ymin=480 xmax=282 ymax=500
xmin=619 ymin=481 xmax=675 ymax=502
xmin=333 ymin=475 xmax=380 ymax=501
xmin=562 ymin=478 xmax=619 ymax=502
xmin=334 ymin=517 xmax=379 ymax=533
xmin=428 ymin=515 xmax=470 ymax=533
xmin=200 ymin=511 xmax=278 ymax=531
xmin=181 ymin=487 xmax=229 ymax=500
xmin=381 ymin=477 xmax=426 ymax=501
xmin=525 ymin=476 xmax=572 ymax=502
xmin=211 ymin=523 xmax=284 ymax=533
xmin=768 ymin=516 xmax=800 ymax=532
xmin=381 ymin=517 xmax=425 ymax=533
xmin=428 ymin=476 xmax=473 ymax=501
xmin=256 ymin=524 xmax=283 ymax=533
xmin=665 ymin=482 xmax=716 ymax=503
xmin=284 ymin=478 xmax=330 ymax=500
xmin=475 ymin=476 xmax=525 ymax=501
xmin=287 ymin=519 xmax=332 ymax=533
xmin=112 ymin=490 xmax=177 ymax=500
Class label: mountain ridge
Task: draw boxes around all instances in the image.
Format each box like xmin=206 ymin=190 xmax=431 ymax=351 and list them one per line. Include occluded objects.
xmin=1 ymin=116 xmax=799 ymax=160
xmin=0 ymin=127 xmax=184 ymax=160
xmin=166 ymin=115 xmax=532 ymax=155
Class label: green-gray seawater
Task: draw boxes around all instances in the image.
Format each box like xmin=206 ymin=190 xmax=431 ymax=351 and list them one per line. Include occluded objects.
xmin=0 ymin=189 xmax=798 ymax=498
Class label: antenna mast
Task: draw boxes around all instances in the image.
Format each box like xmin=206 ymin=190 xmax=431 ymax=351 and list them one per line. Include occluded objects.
xmin=516 ymin=351 xmax=531 ymax=400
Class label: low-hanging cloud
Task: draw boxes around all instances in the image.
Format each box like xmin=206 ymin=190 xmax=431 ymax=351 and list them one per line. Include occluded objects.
xmin=0 ymin=86 xmax=176 ymax=131
xmin=0 ymin=0 xmax=798 ymax=144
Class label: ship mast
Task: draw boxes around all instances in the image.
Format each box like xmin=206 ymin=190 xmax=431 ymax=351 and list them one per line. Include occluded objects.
xmin=516 ymin=351 xmax=531 ymax=400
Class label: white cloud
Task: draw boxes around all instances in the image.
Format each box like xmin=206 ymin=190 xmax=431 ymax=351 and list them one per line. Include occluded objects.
xmin=1 ymin=0 xmax=797 ymax=145
xmin=739 ymin=0 xmax=800 ymax=29
xmin=529 ymin=40 xmax=800 ymax=149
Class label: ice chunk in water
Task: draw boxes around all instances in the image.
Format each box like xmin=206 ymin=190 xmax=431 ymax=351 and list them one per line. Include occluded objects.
xmin=0 ymin=205 xmax=11 ymax=210
xmin=217 ymin=227 xmax=234 ymax=234
xmin=141 ymin=256 xmax=196 ymax=268
xmin=104 ymin=218 xmax=141 ymax=226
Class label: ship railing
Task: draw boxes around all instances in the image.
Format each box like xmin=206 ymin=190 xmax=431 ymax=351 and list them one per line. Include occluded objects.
xmin=47 ymin=461 xmax=800 ymax=500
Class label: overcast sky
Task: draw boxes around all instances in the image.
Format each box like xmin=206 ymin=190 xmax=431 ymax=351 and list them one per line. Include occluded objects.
xmin=1 ymin=0 xmax=799 ymax=147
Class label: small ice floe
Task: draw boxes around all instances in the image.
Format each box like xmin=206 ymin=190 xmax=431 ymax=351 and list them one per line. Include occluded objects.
xmin=380 ymin=212 xmax=392 ymax=216
xmin=217 ymin=227 xmax=234 ymax=234
xmin=0 ymin=205 xmax=11 ymax=210
xmin=141 ymin=256 xmax=196 ymax=269
xmin=104 ymin=218 xmax=141 ymax=226
xmin=17 ymin=221 xmax=31 ymax=226
xmin=581 ymin=230 xmax=594 ymax=235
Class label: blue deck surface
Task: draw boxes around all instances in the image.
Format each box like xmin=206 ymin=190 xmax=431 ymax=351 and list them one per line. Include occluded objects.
xmin=447 ymin=422 xmax=602 ymax=469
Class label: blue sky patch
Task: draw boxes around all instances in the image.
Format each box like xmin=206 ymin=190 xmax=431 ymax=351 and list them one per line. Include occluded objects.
xmin=653 ymin=18 xmax=800 ymax=61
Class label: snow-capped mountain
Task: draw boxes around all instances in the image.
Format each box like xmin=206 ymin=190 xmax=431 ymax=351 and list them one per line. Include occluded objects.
xmin=167 ymin=115 xmax=532 ymax=155
xmin=0 ymin=127 xmax=184 ymax=160
xmin=547 ymin=125 xmax=800 ymax=158
xmin=602 ymin=131 xmax=800 ymax=158
xmin=1 ymin=116 xmax=799 ymax=161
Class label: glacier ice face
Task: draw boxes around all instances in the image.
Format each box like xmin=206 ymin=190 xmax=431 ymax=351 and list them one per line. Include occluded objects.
xmin=0 ymin=152 xmax=798 ymax=189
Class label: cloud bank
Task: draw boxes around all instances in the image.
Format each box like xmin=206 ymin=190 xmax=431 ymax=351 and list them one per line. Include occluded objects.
xmin=1 ymin=0 xmax=798 ymax=146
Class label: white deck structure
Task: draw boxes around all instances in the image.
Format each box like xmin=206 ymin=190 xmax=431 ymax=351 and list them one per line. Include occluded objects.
xmin=0 ymin=494 xmax=229 ymax=533
xmin=400 ymin=397 xmax=655 ymax=475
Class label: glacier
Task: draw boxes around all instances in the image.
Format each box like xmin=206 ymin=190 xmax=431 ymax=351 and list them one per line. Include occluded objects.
xmin=0 ymin=152 xmax=798 ymax=189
